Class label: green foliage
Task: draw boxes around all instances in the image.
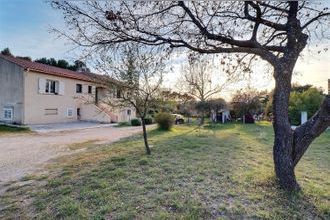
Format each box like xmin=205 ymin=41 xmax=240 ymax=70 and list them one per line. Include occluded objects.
xmin=34 ymin=57 xmax=90 ymax=72
xmin=195 ymin=98 xmax=227 ymax=116
xmin=265 ymin=85 xmax=324 ymax=123
xmin=0 ymin=125 xmax=29 ymax=134
xmin=131 ymin=118 xmax=142 ymax=126
xmin=155 ymin=112 xmax=174 ymax=130
xmin=231 ymin=89 xmax=262 ymax=117
xmin=16 ymin=56 xmax=32 ymax=61
xmin=289 ymin=87 xmax=324 ymax=125
xmin=144 ymin=117 xmax=153 ymax=125
xmin=117 ymin=121 xmax=131 ymax=127
xmin=291 ymin=84 xmax=313 ymax=93
xmin=1 ymin=47 xmax=12 ymax=56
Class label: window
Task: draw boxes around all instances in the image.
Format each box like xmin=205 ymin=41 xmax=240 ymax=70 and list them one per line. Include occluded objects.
xmin=88 ymin=85 xmax=92 ymax=94
xmin=127 ymin=109 xmax=131 ymax=116
xmin=45 ymin=109 xmax=58 ymax=115
xmin=67 ymin=108 xmax=74 ymax=117
xmin=3 ymin=107 xmax=13 ymax=120
xmin=76 ymin=84 xmax=82 ymax=93
xmin=45 ymin=80 xmax=57 ymax=94
xmin=116 ymin=89 xmax=122 ymax=98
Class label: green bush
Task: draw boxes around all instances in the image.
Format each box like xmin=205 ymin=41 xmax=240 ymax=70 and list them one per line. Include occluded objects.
xmin=288 ymin=87 xmax=324 ymax=125
xmin=131 ymin=118 xmax=141 ymax=126
xmin=117 ymin=121 xmax=130 ymax=127
xmin=155 ymin=112 xmax=174 ymax=130
xmin=144 ymin=117 xmax=153 ymax=125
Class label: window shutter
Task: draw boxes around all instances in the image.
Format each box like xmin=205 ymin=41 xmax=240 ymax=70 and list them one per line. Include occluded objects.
xmin=38 ymin=78 xmax=46 ymax=94
xmin=59 ymin=81 xmax=65 ymax=95
xmin=92 ymin=86 xmax=96 ymax=95
xmin=55 ymin=81 xmax=59 ymax=94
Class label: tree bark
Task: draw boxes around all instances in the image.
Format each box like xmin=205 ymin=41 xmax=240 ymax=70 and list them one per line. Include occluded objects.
xmin=141 ymin=117 xmax=151 ymax=155
xmin=292 ymin=95 xmax=330 ymax=166
xmin=272 ymin=65 xmax=299 ymax=190
xmin=272 ymin=63 xmax=330 ymax=190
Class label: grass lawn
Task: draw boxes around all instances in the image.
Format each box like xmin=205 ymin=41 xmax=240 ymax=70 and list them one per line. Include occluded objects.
xmin=0 ymin=125 xmax=29 ymax=135
xmin=1 ymin=122 xmax=329 ymax=219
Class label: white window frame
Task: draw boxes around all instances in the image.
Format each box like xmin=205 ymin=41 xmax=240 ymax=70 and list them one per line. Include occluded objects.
xmin=67 ymin=108 xmax=74 ymax=118
xmin=45 ymin=79 xmax=58 ymax=94
xmin=3 ymin=107 xmax=13 ymax=121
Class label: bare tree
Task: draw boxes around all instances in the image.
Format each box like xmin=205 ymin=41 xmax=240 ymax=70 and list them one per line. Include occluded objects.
xmin=179 ymin=55 xmax=228 ymax=124
xmin=181 ymin=55 xmax=227 ymax=101
xmin=96 ymin=45 xmax=165 ymax=155
xmin=52 ymin=1 xmax=330 ymax=190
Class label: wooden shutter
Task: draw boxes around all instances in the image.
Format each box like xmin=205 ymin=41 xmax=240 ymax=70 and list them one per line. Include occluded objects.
xmin=38 ymin=78 xmax=46 ymax=94
xmin=59 ymin=81 xmax=65 ymax=95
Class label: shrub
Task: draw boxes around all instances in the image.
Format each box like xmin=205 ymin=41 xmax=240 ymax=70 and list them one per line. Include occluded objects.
xmin=144 ymin=117 xmax=153 ymax=125
xmin=131 ymin=118 xmax=141 ymax=126
xmin=117 ymin=121 xmax=130 ymax=127
xmin=155 ymin=112 xmax=174 ymax=130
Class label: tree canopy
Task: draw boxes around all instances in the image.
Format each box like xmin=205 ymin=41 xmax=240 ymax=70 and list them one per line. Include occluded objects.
xmin=289 ymin=87 xmax=324 ymax=125
xmin=35 ymin=57 xmax=90 ymax=72
xmin=1 ymin=48 xmax=12 ymax=56
xmin=231 ymin=88 xmax=262 ymax=117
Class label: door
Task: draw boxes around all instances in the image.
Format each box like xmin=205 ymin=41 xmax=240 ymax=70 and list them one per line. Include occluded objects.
xmin=77 ymin=108 xmax=81 ymax=120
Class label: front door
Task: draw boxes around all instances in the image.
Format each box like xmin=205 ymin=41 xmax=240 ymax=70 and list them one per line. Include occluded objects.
xmin=77 ymin=108 xmax=81 ymax=120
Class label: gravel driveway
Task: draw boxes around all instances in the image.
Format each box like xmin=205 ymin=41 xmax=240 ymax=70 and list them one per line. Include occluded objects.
xmin=0 ymin=126 xmax=149 ymax=186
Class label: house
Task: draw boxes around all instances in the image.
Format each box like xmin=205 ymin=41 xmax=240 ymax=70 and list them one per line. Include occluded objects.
xmin=210 ymin=109 xmax=231 ymax=123
xmin=0 ymin=54 xmax=135 ymax=125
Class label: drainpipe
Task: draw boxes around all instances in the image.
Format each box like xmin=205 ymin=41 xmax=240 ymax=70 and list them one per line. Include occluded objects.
xmin=21 ymin=68 xmax=30 ymax=125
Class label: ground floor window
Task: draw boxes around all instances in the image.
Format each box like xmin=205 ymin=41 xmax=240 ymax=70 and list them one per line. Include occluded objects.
xmin=127 ymin=109 xmax=131 ymax=115
xmin=67 ymin=108 xmax=74 ymax=117
xmin=3 ymin=107 xmax=13 ymax=120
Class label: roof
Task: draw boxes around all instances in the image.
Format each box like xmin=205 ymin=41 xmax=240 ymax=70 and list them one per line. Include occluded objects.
xmin=0 ymin=54 xmax=95 ymax=82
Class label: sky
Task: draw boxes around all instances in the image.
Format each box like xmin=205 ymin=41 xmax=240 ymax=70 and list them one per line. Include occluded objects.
xmin=0 ymin=0 xmax=329 ymax=100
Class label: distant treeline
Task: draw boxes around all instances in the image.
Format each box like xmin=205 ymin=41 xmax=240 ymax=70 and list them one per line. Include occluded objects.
xmin=1 ymin=47 xmax=90 ymax=72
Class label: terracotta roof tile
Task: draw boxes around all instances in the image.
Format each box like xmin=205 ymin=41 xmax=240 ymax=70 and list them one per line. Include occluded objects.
xmin=0 ymin=54 xmax=95 ymax=82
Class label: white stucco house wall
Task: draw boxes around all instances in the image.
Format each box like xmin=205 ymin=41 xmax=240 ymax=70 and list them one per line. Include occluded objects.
xmin=0 ymin=54 xmax=135 ymax=125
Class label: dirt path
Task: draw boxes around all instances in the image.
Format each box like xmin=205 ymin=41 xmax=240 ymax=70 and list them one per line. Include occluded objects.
xmin=0 ymin=126 xmax=149 ymax=186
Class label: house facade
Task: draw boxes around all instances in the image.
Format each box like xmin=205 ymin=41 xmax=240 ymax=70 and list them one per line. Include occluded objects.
xmin=0 ymin=54 xmax=135 ymax=125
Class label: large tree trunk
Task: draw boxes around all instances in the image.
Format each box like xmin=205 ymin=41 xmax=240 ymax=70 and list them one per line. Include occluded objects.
xmin=272 ymin=65 xmax=299 ymax=190
xmin=272 ymin=64 xmax=330 ymax=190
xmin=141 ymin=117 xmax=151 ymax=155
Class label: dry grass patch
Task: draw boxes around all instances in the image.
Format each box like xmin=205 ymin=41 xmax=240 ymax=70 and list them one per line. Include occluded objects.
xmin=1 ymin=122 xmax=329 ymax=219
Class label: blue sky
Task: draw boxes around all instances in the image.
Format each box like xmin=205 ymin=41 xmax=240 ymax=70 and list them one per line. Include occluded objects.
xmin=0 ymin=0 xmax=329 ymax=96
xmin=0 ymin=0 xmax=74 ymax=60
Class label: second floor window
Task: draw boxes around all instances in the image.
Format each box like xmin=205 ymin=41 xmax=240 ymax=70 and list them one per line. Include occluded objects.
xmin=76 ymin=84 xmax=82 ymax=93
xmin=45 ymin=80 xmax=57 ymax=94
